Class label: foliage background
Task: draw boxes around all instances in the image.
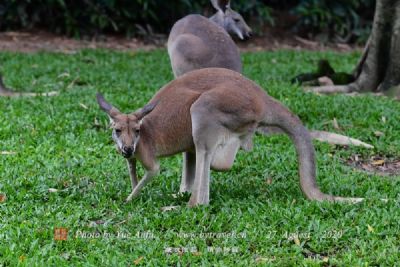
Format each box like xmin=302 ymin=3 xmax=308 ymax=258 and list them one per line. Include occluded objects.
xmin=0 ymin=0 xmax=375 ymax=43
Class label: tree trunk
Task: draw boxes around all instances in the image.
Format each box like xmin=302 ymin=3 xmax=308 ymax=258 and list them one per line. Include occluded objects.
xmin=308 ymin=0 xmax=400 ymax=99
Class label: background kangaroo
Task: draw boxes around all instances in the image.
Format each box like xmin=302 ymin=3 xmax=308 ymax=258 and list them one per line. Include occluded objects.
xmin=97 ymin=68 xmax=364 ymax=207
xmin=167 ymin=0 xmax=251 ymax=77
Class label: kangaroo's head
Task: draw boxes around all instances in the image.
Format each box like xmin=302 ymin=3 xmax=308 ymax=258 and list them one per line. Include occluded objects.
xmin=209 ymin=0 xmax=252 ymax=40
xmin=96 ymin=93 xmax=156 ymax=158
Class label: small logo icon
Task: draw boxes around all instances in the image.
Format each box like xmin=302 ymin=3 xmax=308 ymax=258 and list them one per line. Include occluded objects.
xmin=54 ymin=227 xmax=68 ymax=240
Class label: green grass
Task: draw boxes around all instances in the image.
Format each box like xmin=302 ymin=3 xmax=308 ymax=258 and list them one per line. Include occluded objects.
xmin=0 ymin=49 xmax=399 ymax=266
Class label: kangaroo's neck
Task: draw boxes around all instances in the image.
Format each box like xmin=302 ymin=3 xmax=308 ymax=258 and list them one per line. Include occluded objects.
xmin=134 ymin=121 xmax=156 ymax=170
xmin=209 ymin=14 xmax=225 ymax=30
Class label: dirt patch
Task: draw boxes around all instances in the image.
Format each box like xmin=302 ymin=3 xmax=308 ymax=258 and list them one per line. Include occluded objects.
xmin=0 ymin=31 xmax=157 ymax=53
xmin=236 ymin=34 xmax=361 ymax=52
xmin=346 ymin=154 xmax=400 ymax=176
xmin=0 ymin=30 xmax=363 ymax=53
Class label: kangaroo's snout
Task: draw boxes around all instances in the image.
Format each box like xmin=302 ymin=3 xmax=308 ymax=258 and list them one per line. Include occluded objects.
xmin=243 ymin=30 xmax=252 ymax=40
xmin=122 ymin=146 xmax=134 ymax=158
xmin=246 ymin=30 xmax=252 ymax=38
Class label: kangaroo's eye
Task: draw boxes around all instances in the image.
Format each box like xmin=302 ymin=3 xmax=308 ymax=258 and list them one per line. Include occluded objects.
xmin=234 ymin=18 xmax=240 ymax=22
xmin=115 ymin=129 xmax=122 ymax=135
xmin=134 ymin=128 xmax=140 ymax=135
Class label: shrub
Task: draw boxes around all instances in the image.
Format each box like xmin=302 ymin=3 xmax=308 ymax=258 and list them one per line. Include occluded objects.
xmin=0 ymin=0 xmax=273 ymax=37
xmin=0 ymin=0 xmax=374 ymax=43
xmin=291 ymin=0 xmax=375 ymax=43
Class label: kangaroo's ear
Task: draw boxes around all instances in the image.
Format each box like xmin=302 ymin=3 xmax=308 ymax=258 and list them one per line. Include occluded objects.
xmin=211 ymin=0 xmax=230 ymax=12
xmin=133 ymin=101 xmax=158 ymax=121
xmin=96 ymin=93 xmax=120 ymax=119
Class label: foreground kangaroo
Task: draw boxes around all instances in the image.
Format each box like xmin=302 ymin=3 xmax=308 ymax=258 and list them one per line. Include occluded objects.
xmin=97 ymin=68 xmax=364 ymax=206
xmin=168 ymin=0 xmax=252 ymax=77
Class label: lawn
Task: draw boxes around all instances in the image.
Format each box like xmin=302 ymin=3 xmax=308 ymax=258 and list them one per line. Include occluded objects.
xmin=0 ymin=49 xmax=399 ymax=266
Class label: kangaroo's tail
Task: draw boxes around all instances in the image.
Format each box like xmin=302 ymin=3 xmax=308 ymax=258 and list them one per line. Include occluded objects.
xmin=260 ymin=98 xmax=363 ymax=203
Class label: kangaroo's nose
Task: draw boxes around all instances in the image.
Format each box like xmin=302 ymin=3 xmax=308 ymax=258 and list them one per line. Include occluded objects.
xmin=122 ymin=146 xmax=133 ymax=158
xmin=246 ymin=30 xmax=253 ymax=38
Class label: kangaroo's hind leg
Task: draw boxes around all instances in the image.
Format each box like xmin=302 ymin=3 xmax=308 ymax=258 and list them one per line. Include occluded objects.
xmin=188 ymin=95 xmax=244 ymax=206
xmin=188 ymin=103 xmax=223 ymax=206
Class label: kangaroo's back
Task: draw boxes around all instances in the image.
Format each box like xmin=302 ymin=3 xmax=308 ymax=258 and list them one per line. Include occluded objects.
xmin=168 ymin=14 xmax=242 ymax=77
